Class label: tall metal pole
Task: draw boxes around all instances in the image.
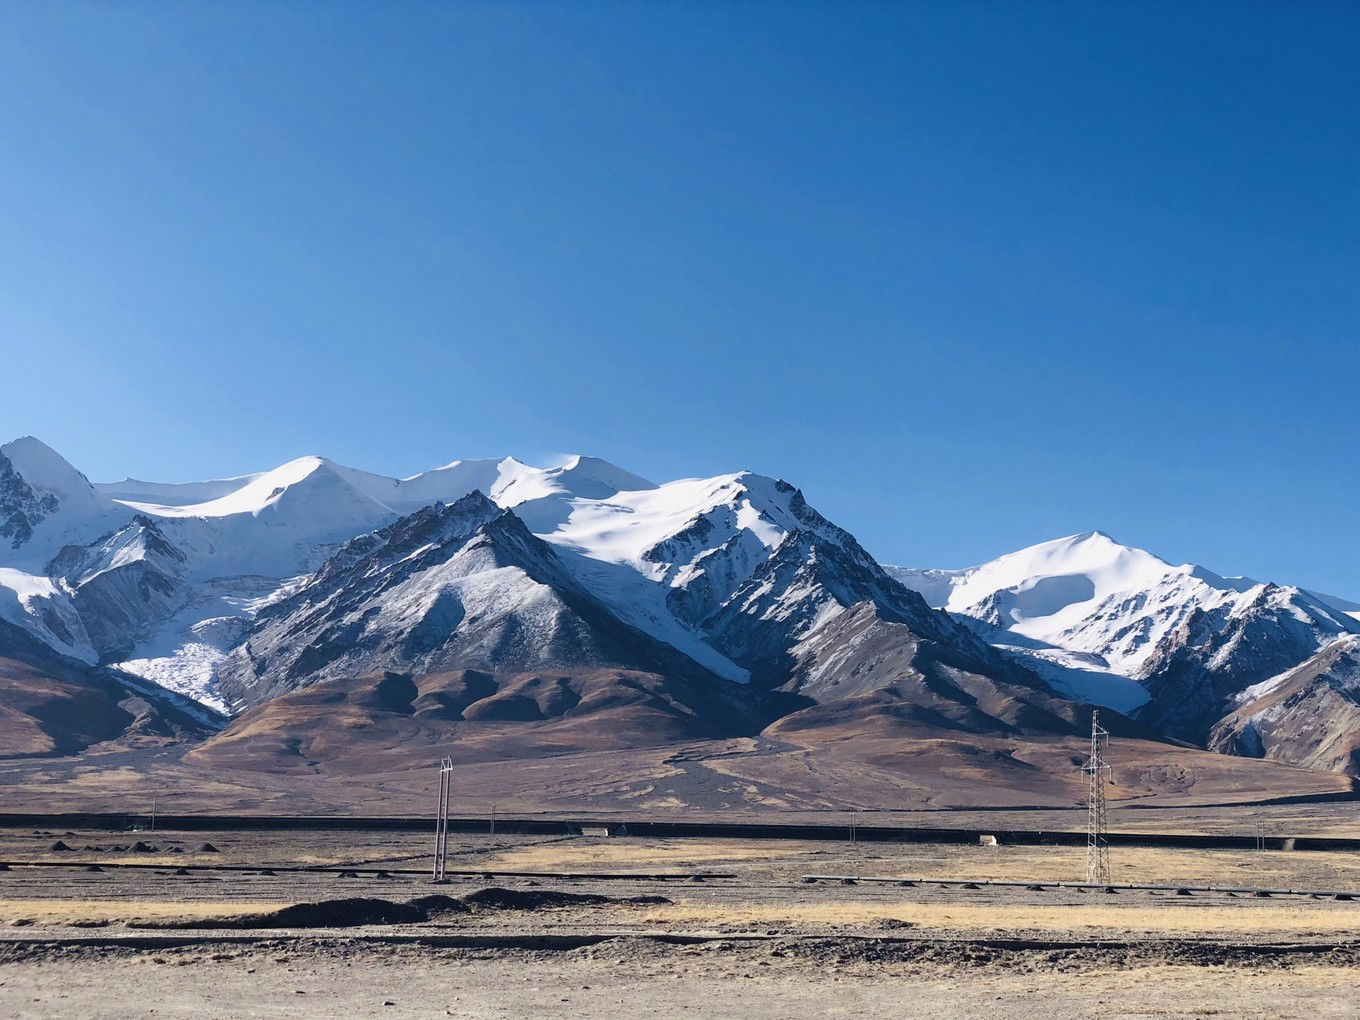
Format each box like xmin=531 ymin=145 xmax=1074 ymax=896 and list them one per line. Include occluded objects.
xmin=441 ymin=758 xmax=452 ymax=879
xmin=1083 ymin=710 xmax=1111 ymax=885
xmin=434 ymin=757 xmax=453 ymax=881
xmin=433 ymin=764 xmax=444 ymax=881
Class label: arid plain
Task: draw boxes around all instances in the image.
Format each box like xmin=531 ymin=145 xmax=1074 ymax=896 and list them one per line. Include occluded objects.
xmin=3 ymin=818 xmax=1359 ymax=1018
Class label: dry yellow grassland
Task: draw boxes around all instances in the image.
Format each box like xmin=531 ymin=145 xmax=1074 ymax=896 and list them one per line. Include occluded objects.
xmin=638 ymin=899 xmax=1360 ymax=936
xmin=2 ymin=900 xmax=291 ymax=926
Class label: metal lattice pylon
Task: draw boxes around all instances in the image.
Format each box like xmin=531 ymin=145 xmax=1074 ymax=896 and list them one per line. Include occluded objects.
xmin=1082 ymin=710 xmax=1111 ymax=884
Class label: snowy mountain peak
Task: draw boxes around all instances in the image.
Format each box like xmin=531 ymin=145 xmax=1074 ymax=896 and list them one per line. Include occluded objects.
xmin=0 ymin=436 xmax=116 ymax=556
xmin=112 ymin=454 xmax=391 ymax=523
xmin=97 ymin=471 xmax=267 ymax=508
xmin=905 ymin=531 xmax=1179 ymax=620
xmin=489 ymin=454 xmax=655 ymax=507
xmin=4 ymin=435 xmax=1352 ymax=775
xmin=555 ymin=455 xmax=656 ymax=493
xmin=0 ymin=437 xmax=102 ymax=506
xmin=885 ymin=531 xmax=1360 ymax=726
xmin=97 ymin=448 xmax=659 ymax=525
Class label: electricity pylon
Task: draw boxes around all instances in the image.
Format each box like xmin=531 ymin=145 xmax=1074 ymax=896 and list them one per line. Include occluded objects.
xmin=1083 ymin=710 xmax=1111 ymax=885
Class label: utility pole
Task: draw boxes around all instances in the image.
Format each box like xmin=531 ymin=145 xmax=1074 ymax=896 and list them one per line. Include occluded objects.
xmin=1083 ymin=710 xmax=1111 ymax=885
xmin=490 ymin=803 xmax=496 ymax=837
xmin=433 ymin=757 xmax=453 ymax=882
xmin=150 ymin=796 xmax=157 ymax=833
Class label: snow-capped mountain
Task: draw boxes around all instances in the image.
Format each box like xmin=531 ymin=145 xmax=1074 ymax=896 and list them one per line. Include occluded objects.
xmin=0 ymin=436 xmax=125 ymax=560
xmin=886 ymin=532 xmax=1360 ymax=741
xmin=521 ymin=471 xmax=982 ymax=687
xmin=206 ymin=470 xmax=1076 ymax=741
xmin=889 ymin=531 xmax=1252 ymax=674
xmin=0 ymin=441 xmax=671 ymax=706
xmin=3 ymin=435 xmax=1353 ymax=775
xmin=45 ymin=515 xmax=190 ymax=661
xmin=0 ymin=436 xmax=1080 ymax=748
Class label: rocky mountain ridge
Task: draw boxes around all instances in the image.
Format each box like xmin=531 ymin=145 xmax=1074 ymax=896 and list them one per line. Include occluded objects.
xmin=1 ymin=436 xmax=1354 ymax=774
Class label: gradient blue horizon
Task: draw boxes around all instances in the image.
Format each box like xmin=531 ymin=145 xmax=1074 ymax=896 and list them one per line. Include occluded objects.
xmin=2 ymin=3 xmax=1356 ymax=595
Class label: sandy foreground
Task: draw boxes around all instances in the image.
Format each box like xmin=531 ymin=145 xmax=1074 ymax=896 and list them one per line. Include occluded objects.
xmin=2 ymin=828 xmax=1358 ymax=1017
xmin=4 ymin=939 xmax=1359 ymax=1019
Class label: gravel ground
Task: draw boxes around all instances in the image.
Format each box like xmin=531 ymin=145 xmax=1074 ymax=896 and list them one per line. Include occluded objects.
xmin=2 ymin=827 xmax=1357 ymax=1017
xmin=2 ymin=938 xmax=1359 ymax=1019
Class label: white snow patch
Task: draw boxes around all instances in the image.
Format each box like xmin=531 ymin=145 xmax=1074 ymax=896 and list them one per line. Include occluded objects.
xmin=0 ymin=567 xmax=97 ymax=662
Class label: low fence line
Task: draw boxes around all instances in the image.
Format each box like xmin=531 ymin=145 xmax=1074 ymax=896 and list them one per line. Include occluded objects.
xmin=2 ymin=813 xmax=1359 ymax=851
xmin=800 ymin=874 xmax=1360 ymax=900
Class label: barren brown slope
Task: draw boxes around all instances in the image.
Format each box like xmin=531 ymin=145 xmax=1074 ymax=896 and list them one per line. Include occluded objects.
xmin=10 ymin=722 xmax=1349 ymax=819
xmin=159 ymin=657 xmax=1351 ymax=816
xmin=768 ymin=601 xmax=1160 ymax=743
xmin=726 ymin=727 xmax=1356 ymax=813
xmin=0 ymin=620 xmax=218 ymax=758
xmin=190 ymin=665 xmax=789 ymax=774
xmin=0 ymin=653 xmax=134 ymax=757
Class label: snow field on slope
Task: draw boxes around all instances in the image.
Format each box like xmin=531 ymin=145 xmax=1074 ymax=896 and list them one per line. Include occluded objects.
xmin=112 ymin=577 xmax=290 ymax=713
xmin=0 ymin=567 xmax=98 ymax=663
xmin=510 ymin=473 xmax=818 ymax=683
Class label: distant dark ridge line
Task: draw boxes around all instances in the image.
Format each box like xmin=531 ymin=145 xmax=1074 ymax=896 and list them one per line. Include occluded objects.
xmin=6 ymin=813 xmax=1360 ymax=851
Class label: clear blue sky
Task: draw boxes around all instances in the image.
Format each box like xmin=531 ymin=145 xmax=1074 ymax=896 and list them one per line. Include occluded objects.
xmin=2 ymin=3 xmax=1356 ymax=595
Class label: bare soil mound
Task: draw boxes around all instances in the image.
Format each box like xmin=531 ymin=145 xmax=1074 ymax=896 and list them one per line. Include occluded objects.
xmin=144 ymin=897 xmax=428 ymax=930
xmin=461 ymin=887 xmax=670 ymax=910
xmin=137 ymin=887 xmax=672 ymax=930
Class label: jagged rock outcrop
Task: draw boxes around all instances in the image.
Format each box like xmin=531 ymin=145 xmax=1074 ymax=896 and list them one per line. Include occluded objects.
xmin=0 ymin=451 xmax=60 ymax=550
xmin=46 ymin=516 xmax=189 ymax=660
